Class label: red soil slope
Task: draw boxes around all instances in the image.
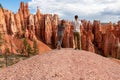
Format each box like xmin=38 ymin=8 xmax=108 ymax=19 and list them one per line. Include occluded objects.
xmin=0 ymin=48 xmax=120 ymax=80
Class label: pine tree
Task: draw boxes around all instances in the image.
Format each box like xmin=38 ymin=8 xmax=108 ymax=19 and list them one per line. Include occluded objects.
xmin=33 ymin=40 xmax=38 ymax=54
xmin=27 ymin=44 xmax=33 ymax=57
xmin=0 ymin=32 xmax=3 ymax=47
xmin=4 ymin=48 xmax=10 ymax=67
xmin=0 ymin=3 xmax=3 ymax=8
xmin=23 ymin=38 xmax=28 ymax=56
xmin=23 ymin=38 xmax=34 ymax=57
xmin=23 ymin=38 xmax=28 ymax=50
xmin=0 ymin=3 xmax=4 ymax=12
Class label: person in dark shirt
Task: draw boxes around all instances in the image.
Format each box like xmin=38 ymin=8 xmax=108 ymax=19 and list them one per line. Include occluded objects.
xmin=57 ymin=20 xmax=66 ymax=49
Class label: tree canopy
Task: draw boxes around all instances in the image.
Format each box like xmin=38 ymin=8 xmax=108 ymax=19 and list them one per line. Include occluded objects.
xmin=0 ymin=3 xmax=3 ymax=8
xmin=0 ymin=3 xmax=4 ymax=11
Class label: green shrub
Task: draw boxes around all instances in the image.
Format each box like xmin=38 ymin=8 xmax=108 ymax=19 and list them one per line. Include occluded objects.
xmin=27 ymin=44 xmax=33 ymax=57
xmin=33 ymin=40 xmax=38 ymax=54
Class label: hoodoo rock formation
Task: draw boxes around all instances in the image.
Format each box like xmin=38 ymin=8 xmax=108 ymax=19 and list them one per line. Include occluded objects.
xmin=0 ymin=8 xmax=7 ymax=34
xmin=0 ymin=49 xmax=120 ymax=80
xmin=0 ymin=2 xmax=120 ymax=59
xmin=0 ymin=2 xmax=51 ymax=54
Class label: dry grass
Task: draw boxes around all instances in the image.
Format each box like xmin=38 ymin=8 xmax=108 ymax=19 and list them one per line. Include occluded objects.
xmin=0 ymin=54 xmax=35 ymax=68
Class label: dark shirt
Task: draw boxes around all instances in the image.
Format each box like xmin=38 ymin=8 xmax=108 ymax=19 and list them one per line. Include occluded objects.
xmin=58 ymin=24 xmax=65 ymax=36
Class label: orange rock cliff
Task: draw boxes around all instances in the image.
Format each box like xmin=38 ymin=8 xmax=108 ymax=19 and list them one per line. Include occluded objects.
xmin=0 ymin=2 xmax=120 ymax=59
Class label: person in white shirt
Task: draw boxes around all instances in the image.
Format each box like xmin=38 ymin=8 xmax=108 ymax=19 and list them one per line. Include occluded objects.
xmin=72 ymin=15 xmax=82 ymax=50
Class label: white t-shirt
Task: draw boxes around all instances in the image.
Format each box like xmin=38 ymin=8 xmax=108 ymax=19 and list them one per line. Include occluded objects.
xmin=72 ymin=19 xmax=82 ymax=32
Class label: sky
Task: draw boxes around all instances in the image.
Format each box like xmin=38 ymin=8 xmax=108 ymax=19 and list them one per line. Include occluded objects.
xmin=0 ymin=0 xmax=120 ymax=23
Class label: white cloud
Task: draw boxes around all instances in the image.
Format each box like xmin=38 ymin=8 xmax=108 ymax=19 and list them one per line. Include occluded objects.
xmin=28 ymin=0 xmax=120 ymax=23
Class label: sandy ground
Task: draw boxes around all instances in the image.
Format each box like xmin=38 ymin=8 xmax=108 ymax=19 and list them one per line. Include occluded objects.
xmin=0 ymin=48 xmax=120 ymax=80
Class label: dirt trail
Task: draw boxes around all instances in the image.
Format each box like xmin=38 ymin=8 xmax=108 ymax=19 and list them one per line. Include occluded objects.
xmin=0 ymin=48 xmax=120 ymax=80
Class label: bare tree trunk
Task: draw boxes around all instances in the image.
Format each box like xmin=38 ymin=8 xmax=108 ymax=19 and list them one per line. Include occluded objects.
xmin=4 ymin=52 xmax=7 ymax=67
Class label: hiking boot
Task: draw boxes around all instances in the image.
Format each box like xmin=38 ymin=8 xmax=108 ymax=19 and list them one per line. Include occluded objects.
xmin=57 ymin=45 xmax=61 ymax=50
xmin=74 ymin=48 xmax=77 ymax=50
